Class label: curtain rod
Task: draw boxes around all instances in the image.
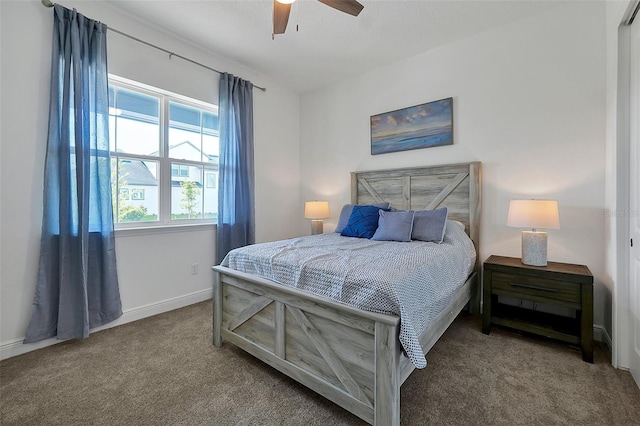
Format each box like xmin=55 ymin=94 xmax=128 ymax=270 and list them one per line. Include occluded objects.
xmin=40 ymin=0 xmax=267 ymax=92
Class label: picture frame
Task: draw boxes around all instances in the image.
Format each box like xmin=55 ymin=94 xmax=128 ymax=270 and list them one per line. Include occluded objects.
xmin=370 ymin=97 xmax=453 ymax=155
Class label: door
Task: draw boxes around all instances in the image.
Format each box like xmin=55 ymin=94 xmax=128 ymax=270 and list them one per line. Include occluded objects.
xmin=630 ymin=14 xmax=640 ymax=387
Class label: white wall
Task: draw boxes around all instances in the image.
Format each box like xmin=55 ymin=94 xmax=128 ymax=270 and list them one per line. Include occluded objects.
xmin=0 ymin=0 xmax=300 ymax=358
xmin=300 ymin=3 xmax=609 ymax=333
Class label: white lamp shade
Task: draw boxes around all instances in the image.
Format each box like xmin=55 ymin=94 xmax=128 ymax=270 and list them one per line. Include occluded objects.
xmin=507 ymin=199 xmax=560 ymax=230
xmin=304 ymin=201 xmax=329 ymax=219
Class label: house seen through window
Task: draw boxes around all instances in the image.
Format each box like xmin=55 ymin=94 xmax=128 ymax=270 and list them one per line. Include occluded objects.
xmin=109 ymin=76 xmax=219 ymax=226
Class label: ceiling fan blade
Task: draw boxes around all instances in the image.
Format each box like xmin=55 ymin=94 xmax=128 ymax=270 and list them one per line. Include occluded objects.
xmin=273 ymin=0 xmax=292 ymax=35
xmin=317 ymin=0 xmax=364 ymax=17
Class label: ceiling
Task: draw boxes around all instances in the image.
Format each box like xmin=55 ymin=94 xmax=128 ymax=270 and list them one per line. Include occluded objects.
xmin=104 ymin=0 xmax=564 ymax=94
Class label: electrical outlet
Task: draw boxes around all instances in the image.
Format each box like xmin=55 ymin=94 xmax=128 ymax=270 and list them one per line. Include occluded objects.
xmin=191 ymin=263 xmax=199 ymax=275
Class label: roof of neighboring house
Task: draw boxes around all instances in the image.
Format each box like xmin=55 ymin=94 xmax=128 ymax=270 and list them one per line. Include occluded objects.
xmin=120 ymin=160 xmax=157 ymax=186
xmin=171 ymin=181 xmax=203 ymax=188
xmin=150 ymin=141 xmax=218 ymax=162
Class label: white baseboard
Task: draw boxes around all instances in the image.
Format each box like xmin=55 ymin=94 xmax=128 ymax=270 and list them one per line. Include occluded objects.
xmin=0 ymin=288 xmax=212 ymax=361
xmin=593 ymin=324 xmax=613 ymax=352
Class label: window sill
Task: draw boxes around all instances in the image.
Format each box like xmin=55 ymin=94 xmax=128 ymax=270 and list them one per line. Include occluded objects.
xmin=114 ymin=222 xmax=216 ymax=238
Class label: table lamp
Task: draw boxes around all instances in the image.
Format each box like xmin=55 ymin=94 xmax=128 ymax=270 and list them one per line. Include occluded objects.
xmin=507 ymin=199 xmax=560 ymax=266
xmin=305 ymin=201 xmax=329 ymax=235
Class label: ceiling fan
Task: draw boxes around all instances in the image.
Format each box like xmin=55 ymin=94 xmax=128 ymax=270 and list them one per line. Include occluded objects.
xmin=273 ymin=0 xmax=364 ymax=36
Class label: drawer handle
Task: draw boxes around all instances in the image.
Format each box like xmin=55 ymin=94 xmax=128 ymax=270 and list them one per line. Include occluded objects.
xmin=510 ymin=282 xmax=558 ymax=293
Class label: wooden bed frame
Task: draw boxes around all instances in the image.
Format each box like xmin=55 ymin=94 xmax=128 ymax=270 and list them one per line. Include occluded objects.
xmin=212 ymin=162 xmax=481 ymax=425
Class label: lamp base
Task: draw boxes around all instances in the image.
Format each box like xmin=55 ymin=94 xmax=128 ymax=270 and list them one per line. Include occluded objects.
xmin=521 ymin=231 xmax=548 ymax=266
xmin=310 ymin=220 xmax=324 ymax=235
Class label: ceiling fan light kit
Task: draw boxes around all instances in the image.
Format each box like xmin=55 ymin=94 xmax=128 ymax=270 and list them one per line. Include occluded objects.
xmin=272 ymin=0 xmax=363 ymax=37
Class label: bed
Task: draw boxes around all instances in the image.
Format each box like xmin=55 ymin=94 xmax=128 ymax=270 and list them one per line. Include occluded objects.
xmin=212 ymin=162 xmax=481 ymax=425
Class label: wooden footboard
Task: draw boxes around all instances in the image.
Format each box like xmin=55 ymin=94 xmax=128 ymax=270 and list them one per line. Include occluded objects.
xmin=213 ymin=265 xmax=403 ymax=425
xmin=213 ymin=265 xmax=477 ymax=425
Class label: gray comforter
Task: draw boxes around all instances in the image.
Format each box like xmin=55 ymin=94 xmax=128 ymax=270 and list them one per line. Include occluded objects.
xmin=222 ymin=220 xmax=476 ymax=368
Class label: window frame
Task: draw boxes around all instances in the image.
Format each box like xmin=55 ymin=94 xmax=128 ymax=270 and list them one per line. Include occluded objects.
xmin=109 ymin=75 xmax=219 ymax=229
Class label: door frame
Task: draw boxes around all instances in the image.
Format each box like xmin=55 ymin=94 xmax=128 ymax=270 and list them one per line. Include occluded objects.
xmin=627 ymin=4 xmax=640 ymax=385
xmin=614 ymin=1 xmax=639 ymax=377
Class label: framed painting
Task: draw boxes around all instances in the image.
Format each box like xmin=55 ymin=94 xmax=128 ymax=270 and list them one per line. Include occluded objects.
xmin=370 ymin=97 xmax=453 ymax=155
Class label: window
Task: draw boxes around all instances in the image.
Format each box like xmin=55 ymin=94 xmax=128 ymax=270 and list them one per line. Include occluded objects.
xmin=206 ymin=172 xmax=217 ymax=189
xmin=171 ymin=164 xmax=189 ymax=177
xmin=131 ymin=189 xmax=145 ymax=200
xmin=109 ymin=76 xmax=219 ymax=227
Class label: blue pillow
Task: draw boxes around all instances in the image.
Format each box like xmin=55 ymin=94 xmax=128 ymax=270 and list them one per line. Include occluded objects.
xmin=371 ymin=210 xmax=415 ymax=242
xmin=340 ymin=205 xmax=388 ymax=238
xmin=412 ymin=207 xmax=448 ymax=243
xmin=335 ymin=202 xmax=390 ymax=233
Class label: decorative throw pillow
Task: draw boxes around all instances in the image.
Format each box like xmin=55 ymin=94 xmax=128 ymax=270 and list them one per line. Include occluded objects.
xmin=371 ymin=210 xmax=415 ymax=242
xmin=411 ymin=207 xmax=449 ymax=243
xmin=334 ymin=202 xmax=390 ymax=233
xmin=340 ymin=205 xmax=388 ymax=239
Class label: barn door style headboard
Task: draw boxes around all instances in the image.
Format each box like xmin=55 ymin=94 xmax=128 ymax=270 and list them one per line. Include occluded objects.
xmin=351 ymin=162 xmax=481 ymax=264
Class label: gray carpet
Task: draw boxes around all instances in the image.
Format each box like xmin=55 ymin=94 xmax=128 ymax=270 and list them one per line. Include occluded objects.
xmin=1 ymin=301 xmax=639 ymax=425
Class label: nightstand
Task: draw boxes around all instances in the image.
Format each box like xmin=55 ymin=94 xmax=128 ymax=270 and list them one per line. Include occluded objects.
xmin=482 ymin=255 xmax=594 ymax=363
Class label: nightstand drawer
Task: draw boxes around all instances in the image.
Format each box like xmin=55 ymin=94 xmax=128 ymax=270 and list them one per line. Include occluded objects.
xmin=492 ymin=272 xmax=581 ymax=306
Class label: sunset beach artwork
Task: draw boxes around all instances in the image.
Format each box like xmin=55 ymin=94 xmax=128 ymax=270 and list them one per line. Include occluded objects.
xmin=370 ymin=97 xmax=453 ymax=155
